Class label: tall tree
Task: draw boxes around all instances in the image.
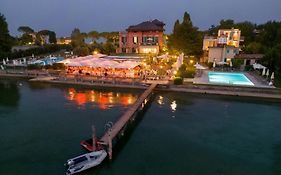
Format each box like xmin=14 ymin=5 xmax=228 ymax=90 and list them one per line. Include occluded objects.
xmin=88 ymin=30 xmax=100 ymax=42
xmin=17 ymin=26 xmax=35 ymax=45
xmin=0 ymin=13 xmax=12 ymax=57
xmin=48 ymin=31 xmax=57 ymax=44
xmin=37 ymin=30 xmax=57 ymax=44
xmin=168 ymin=12 xmax=203 ymax=56
xmin=71 ymin=28 xmax=85 ymax=48
xmin=234 ymin=21 xmax=255 ymax=45
xmin=259 ymin=21 xmax=281 ymax=48
xmin=219 ymin=19 xmax=235 ymax=29
xmin=17 ymin=26 xmax=34 ymax=34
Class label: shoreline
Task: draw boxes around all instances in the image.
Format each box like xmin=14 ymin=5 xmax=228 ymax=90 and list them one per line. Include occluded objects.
xmin=1 ymin=73 xmax=281 ymax=100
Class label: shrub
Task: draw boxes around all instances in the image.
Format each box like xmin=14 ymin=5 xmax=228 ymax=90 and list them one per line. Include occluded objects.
xmin=27 ymin=64 xmax=43 ymax=70
xmin=176 ymin=64 xmax=196 ymax=78
xmin=232 ymin=59 xmax=244 ymax=69
xmin=44 ymin=65 xmax=52 ymax=69
xmin=207 ymin=62 xmax=214 ymax=69
xmin=173 ymin=77 xmax=183 ymax=85
xmin=52 ymin=63 xmax=65 ymax=70
xmin=244 ymin=65 xmax=253 ymax=71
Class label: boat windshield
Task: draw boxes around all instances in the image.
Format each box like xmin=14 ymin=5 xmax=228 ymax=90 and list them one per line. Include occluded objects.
xmin=74 ymin=166 xmax=84 ymax=171
xmin=90 ymin=155 xmax=98 ymax=159
xmin=73 ymin=156 xmax=87 ymax=164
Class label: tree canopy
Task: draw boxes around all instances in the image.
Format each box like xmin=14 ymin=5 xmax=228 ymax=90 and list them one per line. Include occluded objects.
xmin=168 ymin=12 xmax=203 ymax=57
xmin=0 ymin=13 xmax=12 ymax=58
xmin=18 ymin=26 xmax=34 ymax=34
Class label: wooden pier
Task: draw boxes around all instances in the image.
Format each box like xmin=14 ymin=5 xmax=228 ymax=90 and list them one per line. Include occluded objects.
xmin=99 ymin=83 xmax=157 ymax=158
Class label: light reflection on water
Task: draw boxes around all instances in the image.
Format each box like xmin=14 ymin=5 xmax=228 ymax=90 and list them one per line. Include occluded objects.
xmin=65 ymin=88 xmax=138 ymax=109
xmin=157 ymin=95 xmax=164 ymax=105
xmin=170 ymin=100 xmax=177 ymax=112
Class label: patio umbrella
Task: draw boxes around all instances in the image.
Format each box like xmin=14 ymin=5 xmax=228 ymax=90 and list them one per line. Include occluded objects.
xmin=271 ymin=72 xmax=275 ymax=80
xmin=6 ymin=57 xmax=9 ymax=62
xmin=229 ymin=60 xmax=233 ymax=67
xmin=194 ymin=62 xmax=206 ymax=70
xmin=176 ymin=53 xmax=184 ymax=70
xmin=213 ymin=61 xmax=216 ymax=68
xmin=266 ymin=69 xmax=270 ymax=77
xmin=262 ymin=68 xmax=266 ymax=76
xmin=2 ymin=59 xmax=6 ymax=65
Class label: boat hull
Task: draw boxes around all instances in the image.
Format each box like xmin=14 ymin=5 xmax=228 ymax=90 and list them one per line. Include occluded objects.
xmin=65 ymin=150 xmax=107 ymax=175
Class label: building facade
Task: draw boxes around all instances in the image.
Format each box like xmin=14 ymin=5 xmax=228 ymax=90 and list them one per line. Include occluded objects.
xmin=208 ymin=46 xmax=239 ymax=63
xmin=117 ymin=19 xmax=165 ymax=54
xmin=202 ymin=28 xmax=242 ymax=62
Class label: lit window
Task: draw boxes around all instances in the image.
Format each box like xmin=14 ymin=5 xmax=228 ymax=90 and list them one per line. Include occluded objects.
xmin=133 ymin=36 xmax=138 ymax=44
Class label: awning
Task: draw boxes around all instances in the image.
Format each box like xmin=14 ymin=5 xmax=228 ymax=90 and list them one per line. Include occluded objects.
xmin=253 ymin=63 xmax=266 ymax=69
xmin=194 ymin=63 xmax=207 ymax=70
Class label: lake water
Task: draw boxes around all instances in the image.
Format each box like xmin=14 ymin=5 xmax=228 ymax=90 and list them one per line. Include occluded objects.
xmin=1 ymin=79 xmax=281 ymax=175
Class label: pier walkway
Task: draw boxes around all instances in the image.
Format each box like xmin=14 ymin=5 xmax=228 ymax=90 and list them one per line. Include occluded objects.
xmin=100 ymin=83 xmax=157 ymax=145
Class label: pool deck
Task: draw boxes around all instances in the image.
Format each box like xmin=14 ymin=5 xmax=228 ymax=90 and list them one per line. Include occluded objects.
xmin=194 ymin=70 xmax=273 ymax=88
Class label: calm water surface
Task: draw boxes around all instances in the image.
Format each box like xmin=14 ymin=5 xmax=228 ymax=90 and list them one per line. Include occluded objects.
xmin=0 ymin=79 xmax=281 ymax=175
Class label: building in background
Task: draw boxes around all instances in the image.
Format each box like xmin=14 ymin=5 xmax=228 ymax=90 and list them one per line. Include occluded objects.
xmin=117 ymin=19 xmax=165 ymax=54
xmin=208 ymin=46 xmax=239 ymax=63
xmin=202 ymin=28 xmax=243 ymax=63
xmin=57 ymin=37 xmax=72 ymax=45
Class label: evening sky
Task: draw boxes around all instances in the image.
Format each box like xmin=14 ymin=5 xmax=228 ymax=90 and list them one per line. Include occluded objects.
xmin=0 ymin=0 xmax=280 ymax=37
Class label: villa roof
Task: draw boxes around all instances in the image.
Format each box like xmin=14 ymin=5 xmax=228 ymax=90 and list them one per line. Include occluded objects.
xmin=127 ymin=19 xmax=165 ymax=32
xmin=235 ymin=54 xmax=264 ymax=59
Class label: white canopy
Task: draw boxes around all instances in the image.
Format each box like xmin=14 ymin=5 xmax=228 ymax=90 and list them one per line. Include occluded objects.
xmin=68 ymin=62 xmax=82 ymax=67
xmin=253 ymin=63 xmax=266 ymax=70
xmin=194 ymin=62 xmax=207 ymax=70
xmin=65 ymin=55 xmax=140 ymax=69
xmin=80 ymin=60 xmax=95 ymax=67
xmin=92 ymin=54 xmax=107 ymax=58
xmin=217 ymin=61 xmax=227 ymax=65
xmin=115 ymin=61 xmax=140 ymax=69
xmin=176 ymin=53 xmax=184 ymax=70
xmin=94 ymin=60 xmax=119 ymax=68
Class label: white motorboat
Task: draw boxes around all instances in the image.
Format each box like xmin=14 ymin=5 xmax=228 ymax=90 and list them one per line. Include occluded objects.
xmin=65 ymin=150 xmax=107 ymax=175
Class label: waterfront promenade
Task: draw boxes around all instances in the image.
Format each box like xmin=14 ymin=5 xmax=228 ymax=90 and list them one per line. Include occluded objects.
xmin=1 ymin=71 xmax=281 ymax=99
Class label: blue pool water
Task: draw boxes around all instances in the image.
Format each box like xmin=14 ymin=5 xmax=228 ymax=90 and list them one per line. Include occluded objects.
xmin=33 ymin=57 xmax=64 ymax=65
xmin=208 ymin=72 xmax=254 ymax=86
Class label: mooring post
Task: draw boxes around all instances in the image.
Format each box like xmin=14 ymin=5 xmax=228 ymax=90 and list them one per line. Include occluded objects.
xmin=108 ymin=130 xmax=112 ymax=160
xmin=92 ymin=125 xmax=96 ymax=152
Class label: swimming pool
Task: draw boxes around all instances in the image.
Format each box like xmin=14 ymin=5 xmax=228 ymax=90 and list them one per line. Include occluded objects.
xmin=32 ymin=57 xmax=64 ymax=65
xmin=208 ymin=72 xmax=254 ymax=86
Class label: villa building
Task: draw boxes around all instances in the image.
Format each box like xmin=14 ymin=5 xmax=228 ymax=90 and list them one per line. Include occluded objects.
xmin=117 ymin=19 xmax=165 ymax=54
xmin=202 ymin=28 xmax=243 ymax=63
xmin=57 ymin=37 xmax=72 ymax=45
xmin=208 ymin=46 xmax=239 ymax=63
